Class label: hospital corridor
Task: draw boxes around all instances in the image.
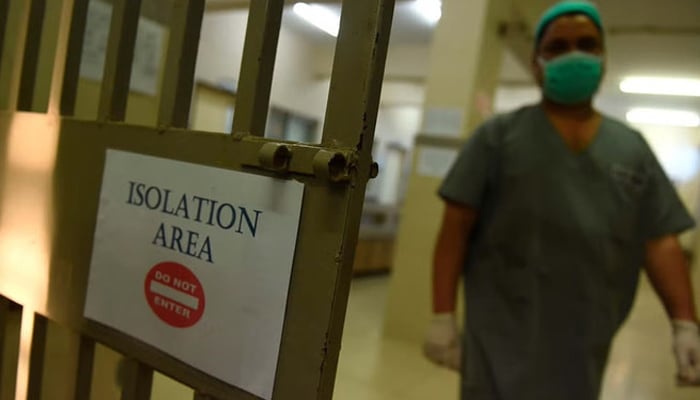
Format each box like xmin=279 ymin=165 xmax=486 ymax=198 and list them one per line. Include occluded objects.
xmin=0 ymin=0 xmax=699 ymax=399
xmin=333 ymin=274 xmax=700 ymax=400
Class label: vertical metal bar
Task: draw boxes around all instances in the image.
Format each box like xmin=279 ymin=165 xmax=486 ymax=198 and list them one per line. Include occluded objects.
xmin=272 ymin=0 xmax=395 ymax=399
xmin=26 ymin=315 xmax=48 ymax=400
xmin=0 ymin=0 xmax=30 ymax=111
xmin=73 ymin=336 xmax=95 ymax=400
xmin=0 ymin=297 xmax=10 ymax=394
xmin=98 ymin=0 xmax=142 ymax=122
xmin=0 ymin=0 xmax=10 ymax=70
xmin=60 ymin=0 xmax=90 ymax=117
xmin=120 ymin=359 xmax=153 ymax=400
xmin=157 ymin=0 xmax=205 ymax=128
xmin=0 ymin=300 xmax=20 ymax=400
xmin=315 ymin=1 xmax=394 ymax=396
xmin=231 ymin=0 xmax=284 ymax=136
xmin=0 ymin=297 xmax=22 ymax=400
xmin=322 ymin=0 xmax=394 ymax=147
xmin=16 ymin=0 xmax=47 ymax=112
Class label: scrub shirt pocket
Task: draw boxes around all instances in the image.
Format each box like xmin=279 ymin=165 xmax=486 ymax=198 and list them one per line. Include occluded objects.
xmin=607 ymin=163 xmax=646 ymax=244
xmin=486 ymin=250 xmax=537 ymax=304
xmin=598 ymin=163 xmax=646 ymax=284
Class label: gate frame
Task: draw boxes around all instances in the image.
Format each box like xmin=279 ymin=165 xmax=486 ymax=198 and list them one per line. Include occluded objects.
xmin=0 ymin=0 xmax=396 ymax=398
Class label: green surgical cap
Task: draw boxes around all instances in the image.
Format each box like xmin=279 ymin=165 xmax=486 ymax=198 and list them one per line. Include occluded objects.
xmin=535 ymin=1 xmax=603 ymax=45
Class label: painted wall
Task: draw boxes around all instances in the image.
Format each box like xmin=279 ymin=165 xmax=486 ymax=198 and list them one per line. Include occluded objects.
xmin=314 ymin=43 xmax=432 ymax=82
xmin=367 ymin=104 xmax=423 ymax=204
xmin=195 ymin=10 xmax=328 ymax=139
xmin=633 ymin=124 xmax=700 ymax=250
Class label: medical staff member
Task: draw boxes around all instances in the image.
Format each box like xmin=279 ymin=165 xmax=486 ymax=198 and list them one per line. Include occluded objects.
xmin=422 ymin=1 xmax=700 ymax=399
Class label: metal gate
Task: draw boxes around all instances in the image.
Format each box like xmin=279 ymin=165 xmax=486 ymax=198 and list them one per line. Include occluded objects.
xmin=0 ymin=0 xmax=395 ymax=398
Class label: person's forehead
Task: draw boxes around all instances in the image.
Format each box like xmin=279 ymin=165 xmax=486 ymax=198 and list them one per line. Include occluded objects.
xmin=540 ymin=14 xmax=602 ymax=41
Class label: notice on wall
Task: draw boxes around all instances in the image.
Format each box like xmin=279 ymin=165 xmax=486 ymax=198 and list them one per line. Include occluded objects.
xmin=417 ymin=146 xmax=459 ymax=179
xmin=80 ymin=0 xmax=164 ymax=96
xmin=422 ymin=107 xmax=464 ymax=137
xmin=80 ymin=1 xmax=111 ymax=82
xmin=85 ymin=150 xmax=304 ymax=400
xmin=130 ymin=18 xmax=164 ymax=96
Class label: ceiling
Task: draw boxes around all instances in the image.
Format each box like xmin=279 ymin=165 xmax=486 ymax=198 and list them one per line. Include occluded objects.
xmin=279 ymin=2 xmax=436 ymax=45
xmin=207 ymin=0 xmax=700 ymax=118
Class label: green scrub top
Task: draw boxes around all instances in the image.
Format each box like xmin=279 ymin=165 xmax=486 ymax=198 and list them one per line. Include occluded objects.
xmin=439 ymin=105 xmax=694 ymax=400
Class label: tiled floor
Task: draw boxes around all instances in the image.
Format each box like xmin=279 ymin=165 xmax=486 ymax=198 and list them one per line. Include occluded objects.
xmin=334 ymin=274 xmax=700 ymax=400
xmin=149 ymin=271 xmax=700 ymax=399
xmin=333 ymin=276 xmax=459 ymax=400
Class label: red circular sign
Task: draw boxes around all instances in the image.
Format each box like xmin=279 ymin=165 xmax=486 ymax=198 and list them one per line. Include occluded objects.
xmin=144 ymin=261 xmax=205 ymax=328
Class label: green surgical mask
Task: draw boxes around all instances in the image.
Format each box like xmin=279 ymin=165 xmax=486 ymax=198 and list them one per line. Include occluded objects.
xmin=538 ymin=51 xmax=603 ymax=105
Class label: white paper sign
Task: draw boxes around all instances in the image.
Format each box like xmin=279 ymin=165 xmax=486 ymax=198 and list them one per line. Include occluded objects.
xmin=80 ymin=0 xmax=164 ymax=96
xmin=85 ymin=150 xmax=304 ymax=400
xmin=417 ymin=146 xmax=459 ymax=178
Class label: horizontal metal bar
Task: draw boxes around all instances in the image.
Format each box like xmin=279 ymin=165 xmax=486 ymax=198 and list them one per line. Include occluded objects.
xmin=193 ymin=391 xmax=216 ymax=400
xmin=85 ymin=320 xmax=256 ymax=400
xmin=67 ymin=119 xmax=361 ymax=183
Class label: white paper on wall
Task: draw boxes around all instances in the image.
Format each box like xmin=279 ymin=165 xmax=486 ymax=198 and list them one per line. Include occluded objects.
xmin=417 ymin=146 xmax=459 ymax=179
xmin=422 ymin=107 xmax=464 ymax=137
xmin=80 ymin=0 xmax=165 ymax=96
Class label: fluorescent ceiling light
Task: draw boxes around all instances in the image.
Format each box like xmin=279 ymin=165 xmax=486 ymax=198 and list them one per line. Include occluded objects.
xmin=620 ymin=77 xmax=700 ymax=97
xmin=293 ymin=3 xmax=339 ymax=37
xmin=626 ymin=108 xmax=700 ymax=128
xmin=413 ymin=0 xmax=442 ymax=24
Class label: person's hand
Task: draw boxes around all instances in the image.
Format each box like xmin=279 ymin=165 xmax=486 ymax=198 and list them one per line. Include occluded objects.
xmin=672 ymin=320 xmax=700 ymax=386
xmin=423 ymin=313 xmax=461 ymax=371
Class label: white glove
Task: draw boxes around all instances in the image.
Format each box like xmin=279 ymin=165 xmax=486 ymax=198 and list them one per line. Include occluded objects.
xmin=423 ymin=313 xmax=461 ymax=371
xmin=672 ymin=320 xmax=700 ymax=386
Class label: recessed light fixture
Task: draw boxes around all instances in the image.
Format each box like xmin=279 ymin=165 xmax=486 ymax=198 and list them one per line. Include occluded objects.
xmin=620 ymin=77 xmax=700 ymax=97
xmin=293 ymin=3 xmax=340 ymax=37
xmin=413 ymin=0 xmax=442 ymax=24
xmin=626 ymin=108 xmax=700 ymax=128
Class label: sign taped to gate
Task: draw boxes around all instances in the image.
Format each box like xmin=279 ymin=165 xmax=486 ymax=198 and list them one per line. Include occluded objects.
xmin=85 ymin=150 xmax=304 ymax=400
